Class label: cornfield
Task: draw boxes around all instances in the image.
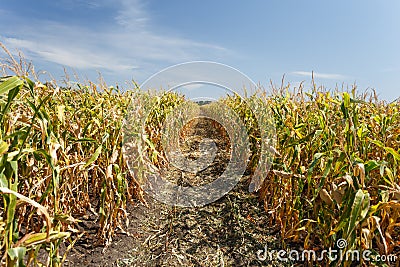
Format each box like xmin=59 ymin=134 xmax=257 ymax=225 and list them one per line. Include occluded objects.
xmin=0 ymin=43 xmax=399 ymax=266
xmin=225 ymin=86 xmax=400 ymax=266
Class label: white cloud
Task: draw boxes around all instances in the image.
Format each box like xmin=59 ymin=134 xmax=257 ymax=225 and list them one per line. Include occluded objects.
xmin=291 ymin=71 xmax=347 ymax=80
xmin=181 ymin=83 xmax=205 ymax=90
xmin=115 ymin=0 xmax=149 ymax=28
xmin=0 ymin=0 xmax=229 ymax=81
xmin=3 ymin=37 xmax=139 ymax=71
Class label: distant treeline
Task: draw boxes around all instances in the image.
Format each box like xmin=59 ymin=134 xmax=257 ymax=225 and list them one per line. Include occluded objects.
xmin=195 ymin=100 xmax=212 ymax=106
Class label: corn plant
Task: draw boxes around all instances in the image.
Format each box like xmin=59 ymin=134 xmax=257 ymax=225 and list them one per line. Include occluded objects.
xmin=232 ymin=84 xmax=400 ymax=266
xmin=0 ymin=43 xmax=145 ymax=265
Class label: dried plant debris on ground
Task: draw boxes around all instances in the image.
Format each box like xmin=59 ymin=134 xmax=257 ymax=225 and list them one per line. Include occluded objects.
xmin=65 ymin=185 xmax=290 ymax=267
xmin=64 ymin=117 xmax=290 ymax=267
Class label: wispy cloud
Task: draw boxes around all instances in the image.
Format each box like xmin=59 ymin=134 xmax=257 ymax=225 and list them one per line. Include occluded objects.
xmin=0 ymin=0 xmax=230 ymax=81
xmin=291 ymin=71 xmax=347 ymax=80
xmin=2 ymin=36 xmax=138 ymax=71
xmin=181 ymin=83 xmax=206 ymax=90
xmin=115 ymin=0 xmax=149 ymax=28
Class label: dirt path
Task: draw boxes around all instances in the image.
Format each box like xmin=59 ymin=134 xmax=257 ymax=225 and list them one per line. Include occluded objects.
xmin=64 ymin=117 xmax=288 ymax=266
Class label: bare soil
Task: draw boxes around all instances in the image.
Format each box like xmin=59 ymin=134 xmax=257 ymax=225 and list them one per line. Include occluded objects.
xmin=62 ymin=117 xmax=290 ymax=267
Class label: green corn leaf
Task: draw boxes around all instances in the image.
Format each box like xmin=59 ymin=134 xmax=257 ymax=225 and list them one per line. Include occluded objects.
xmin=384 ymin=147 xmax=400 ymax=161
xmin=0 ymin=76 xmax=23 ymax=95
xmin=368 ymin=138 xmax=384 ymax=148
xmin=364 ymin=160 xmax=380 ymax=173
xmin=346 ymin=189 xmax=370 ymax=237
xmin=84 ymin=145 xmax=102 ymax=168
xmin=21 ymin=231 xmax=70 ymax=247
xmin=343 ymin=92 xmax=351 ymax=108
xmin=7 ymin=246 xmax=27 ymax=267
xmin=307 ymin=152 xmax=325 ymax=179
xmin=0 ymin=173 xmax=7 ymax=188
xmin=0 ymin=77 xmax=23 ymax=125
xmin=312 ymin=157 xmax=333 ymax=202
xmin=0 ymin=140 xmax=9 ymax=155
xmin=34 ymin=149 xmax=54 ymax=170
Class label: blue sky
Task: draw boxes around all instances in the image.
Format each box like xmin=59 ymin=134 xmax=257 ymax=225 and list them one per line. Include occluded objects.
xmin=1 ymin=0 xmax=399 ymax=100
